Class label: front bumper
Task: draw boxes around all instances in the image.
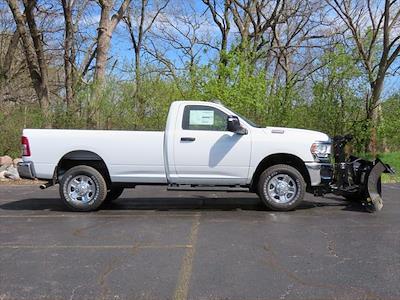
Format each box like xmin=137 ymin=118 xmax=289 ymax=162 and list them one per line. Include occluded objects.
xmin=17 ymin=161 xmax=36 ymax=179
xmin=305 ymin=162 xmax=333 ymax=186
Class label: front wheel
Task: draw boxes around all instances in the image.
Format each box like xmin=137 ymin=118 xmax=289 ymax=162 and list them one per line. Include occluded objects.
xmin=257 ymin=164 xmax=306 ymax=211
xmin=59 ymin=165 xmax=107 ymax=212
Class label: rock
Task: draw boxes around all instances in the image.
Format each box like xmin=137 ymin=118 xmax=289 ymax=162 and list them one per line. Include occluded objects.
xmin=0 ymin=170 xmax=6 ymax=179
xmin=13 ymin=158 xmax=23 ymax=167
xmin=0 ymin=156 xmax=12 ymax=167
xmin=4 ymin=165 xmax=20 ymax=180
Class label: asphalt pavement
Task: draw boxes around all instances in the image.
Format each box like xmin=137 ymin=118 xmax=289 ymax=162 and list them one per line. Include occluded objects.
xmin=0 ymin=184 xmax=399 ymax=300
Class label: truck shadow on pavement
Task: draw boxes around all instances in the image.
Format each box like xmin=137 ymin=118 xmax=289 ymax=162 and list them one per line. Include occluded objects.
xmin=0 ymin=196 xmax=366 ymax=213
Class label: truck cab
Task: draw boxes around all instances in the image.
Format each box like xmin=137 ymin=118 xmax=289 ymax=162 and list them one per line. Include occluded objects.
xmin=165 ymin=101 xmax=331 ymax=187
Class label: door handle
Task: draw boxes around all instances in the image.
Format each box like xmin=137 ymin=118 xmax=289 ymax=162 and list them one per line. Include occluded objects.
xmin=181 ymin=137 xmax=196 ymax=142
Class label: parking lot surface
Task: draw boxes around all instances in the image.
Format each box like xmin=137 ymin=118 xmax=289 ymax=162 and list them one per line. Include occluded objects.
xmin=0 ymin=184 xmax=399 ymax=300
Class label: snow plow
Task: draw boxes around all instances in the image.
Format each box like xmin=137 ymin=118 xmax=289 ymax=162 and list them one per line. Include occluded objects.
xmin=327 ymin=134 xmax=395 ymax=212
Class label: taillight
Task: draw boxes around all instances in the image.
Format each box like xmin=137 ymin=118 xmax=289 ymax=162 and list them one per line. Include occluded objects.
xmin=21 ymin=136 xmax=31 ymax=156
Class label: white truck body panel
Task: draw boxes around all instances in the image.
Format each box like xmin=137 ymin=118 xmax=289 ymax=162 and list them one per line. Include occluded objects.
xmin=24 ymin=129 xmax=166 ymax=183
xmin=22 ymin=101 xmax=331 ymax=186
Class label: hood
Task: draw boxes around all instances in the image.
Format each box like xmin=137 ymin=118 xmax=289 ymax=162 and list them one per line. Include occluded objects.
xmin=263 ymin=126 xmax=331 ymax=143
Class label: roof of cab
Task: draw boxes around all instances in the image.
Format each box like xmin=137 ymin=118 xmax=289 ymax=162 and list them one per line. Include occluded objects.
xmin=171 ymin=100 xmax=223 ymax=106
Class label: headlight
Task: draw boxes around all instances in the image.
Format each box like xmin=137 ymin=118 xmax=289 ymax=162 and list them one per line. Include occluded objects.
xmin=310 ymin=142 xmax=331 ymax=161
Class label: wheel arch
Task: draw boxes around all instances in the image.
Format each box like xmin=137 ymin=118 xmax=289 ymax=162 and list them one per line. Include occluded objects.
xmin=250 ymin=153 xmax=311 ymax=192
xmin=55 ymin=150 xmax=111 ymax=187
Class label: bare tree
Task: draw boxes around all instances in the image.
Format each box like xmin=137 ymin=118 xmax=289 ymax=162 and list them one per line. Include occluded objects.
xmin=153 ymin=5 xmax=211 ymax=82
xmin=0 ymin=7 xmax=34 ymax=104
xmin=123 ymin=0 xmax=169 ymax=105
xmin=202 ymin=0 xmax=231 ymax=65
xmin=143 ymin=39 xmax=181 ymax=87
xmin=6 ymin=0 xmax=51 ymax=122
xmin=94 ymin=0 xmax=132 ymax=83
xmin=0 ymin=30 xmax=19 ymax=83
xmin=229 ymin=0 xmax=287 ymax=53
xmin=70 ymin=0 xmax=96 ymax=81
xmin=327 ymin=0 xmax=400 ymax=154
xmin=267 ymin=0 xmax=331 ymax=87
xmin=60 ymin=0 xmax=93 ymax=109
xmin=61 ymin=0 xmax=75 ymax=109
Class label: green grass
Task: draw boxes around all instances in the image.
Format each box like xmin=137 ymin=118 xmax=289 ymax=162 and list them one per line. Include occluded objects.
xmin=377 ymin=152 xmax=400 ymax=183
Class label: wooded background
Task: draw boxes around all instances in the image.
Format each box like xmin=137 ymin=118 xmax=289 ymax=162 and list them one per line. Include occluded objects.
xmin=1 ymin=0 xmax=399 ymax=158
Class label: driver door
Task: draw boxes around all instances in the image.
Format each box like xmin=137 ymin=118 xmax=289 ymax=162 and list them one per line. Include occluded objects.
xmin=172 ymin=104 xmax=251 ymax=185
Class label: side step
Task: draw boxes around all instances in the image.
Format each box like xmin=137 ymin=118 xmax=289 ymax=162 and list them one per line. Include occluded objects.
xmin=167 ymin=184 xmax=249 ymax=192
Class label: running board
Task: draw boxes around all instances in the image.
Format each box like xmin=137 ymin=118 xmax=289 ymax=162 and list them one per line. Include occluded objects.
xmin=167 ymin=184 xmax=249 ymax=192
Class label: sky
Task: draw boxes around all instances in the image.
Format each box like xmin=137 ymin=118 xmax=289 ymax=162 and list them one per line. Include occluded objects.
xmin=75 ymin=0 xmax=222 ymax=77
xmin=81 ymin=0 xmax=399 ymax=97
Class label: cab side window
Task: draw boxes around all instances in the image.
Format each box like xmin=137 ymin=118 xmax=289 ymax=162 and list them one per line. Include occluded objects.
xmin=182 ymin=105 xmax=228 ymax=131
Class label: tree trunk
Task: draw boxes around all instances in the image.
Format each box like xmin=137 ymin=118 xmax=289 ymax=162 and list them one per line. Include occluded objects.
xmin=377 ymin=103 xmax=389 ymax=153
xmin=22 ymin=0 xmax=50 ymax=115
xmin=62 ymin=0 xmax=75 ymax=110
xmin=369 ymin=108 xmax=378 ymax=157
xmin=217 ymin=28 xmax=229 ymax=81
xmin=94 ymin=2 xmax=112 ymax=83
xmin=220 ymin=31 xmax=228 ymax=59
xmin=6 ymin=0 xmax=50 ymax=124
xmin=368 ymin=75 xmax=385 ymax=157
xmin=1 ymin=30 xmax=19 ymax=81
xmin=94 ymin=0 xmax=132 ymax=83
xmin=134 ymin=46 xmax=145 ymax=120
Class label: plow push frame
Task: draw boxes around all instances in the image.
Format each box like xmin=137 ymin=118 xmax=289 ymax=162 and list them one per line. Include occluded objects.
xmin=319 ymin=134 xmax=395 ymax=212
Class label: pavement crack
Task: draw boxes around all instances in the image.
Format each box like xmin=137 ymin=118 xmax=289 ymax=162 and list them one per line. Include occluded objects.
xmin=97 ymin=257 xmax=120 ymax=300
xmin=73 ymin=221 xmax=110 ymax=237
xmin=319 ymin=230 xmax=339 ymax=258
xmin=279 ymin=283 xmax=294 ymax=299
xmin=262 ymin=243 xmax=378 ymax=299
xmin=69 ymin=285 xmax=83 ymax=300
xmin=262 ymin=243 xmax=315 ymax=287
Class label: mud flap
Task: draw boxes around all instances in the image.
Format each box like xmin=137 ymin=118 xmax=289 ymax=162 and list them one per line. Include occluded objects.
xmin=364 ymin=160 xmax=393 ymax=212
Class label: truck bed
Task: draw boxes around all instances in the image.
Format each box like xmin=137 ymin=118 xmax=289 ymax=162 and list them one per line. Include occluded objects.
xmin=23 ymin=129 xmax=167 ymax=183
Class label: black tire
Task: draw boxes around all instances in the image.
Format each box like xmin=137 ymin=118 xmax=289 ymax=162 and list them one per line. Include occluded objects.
xmin=104 ymin=187 xmax=124 ymax=203
xmin=59 ymin=165 xmax=107 ymax=212
xmin=257 ymin=164 xmax=306 ymax=211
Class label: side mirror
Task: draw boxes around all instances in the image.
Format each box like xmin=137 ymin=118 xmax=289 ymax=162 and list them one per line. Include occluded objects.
xmin=227 ymin=116 xmax=248 ymax=135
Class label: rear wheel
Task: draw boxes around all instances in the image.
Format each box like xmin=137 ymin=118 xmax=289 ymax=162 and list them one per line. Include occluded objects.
xmin=59 ymin=165 xmax=107 ymax=212
xmin=104 ymin=187 xmax=124 ymax=203
xmin=257 ymin=164 xmax=306 ymax=211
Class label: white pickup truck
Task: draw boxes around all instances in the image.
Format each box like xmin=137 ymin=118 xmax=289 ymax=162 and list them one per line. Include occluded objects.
xmin=18 ymin=100 xmax=334 ymax=212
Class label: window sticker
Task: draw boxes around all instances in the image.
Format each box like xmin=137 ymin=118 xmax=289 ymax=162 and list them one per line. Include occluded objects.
xmin=189 ymin=110 xmax=214 ymax=125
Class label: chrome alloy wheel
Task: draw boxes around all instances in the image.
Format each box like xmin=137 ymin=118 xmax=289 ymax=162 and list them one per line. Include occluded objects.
xmin=265 ymin=174 xmax=297 ymax=204
xmin=67 ymin=175 xmax=96 ymax=204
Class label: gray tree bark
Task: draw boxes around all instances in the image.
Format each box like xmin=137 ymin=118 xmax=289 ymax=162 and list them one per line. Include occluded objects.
xmin=61 ymin=0 xmax=75 ymax=110
xmin=6 ymin=0 xmax=50 ymax=124
xmin=94 ymin=0 xmax=132 ymax=83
